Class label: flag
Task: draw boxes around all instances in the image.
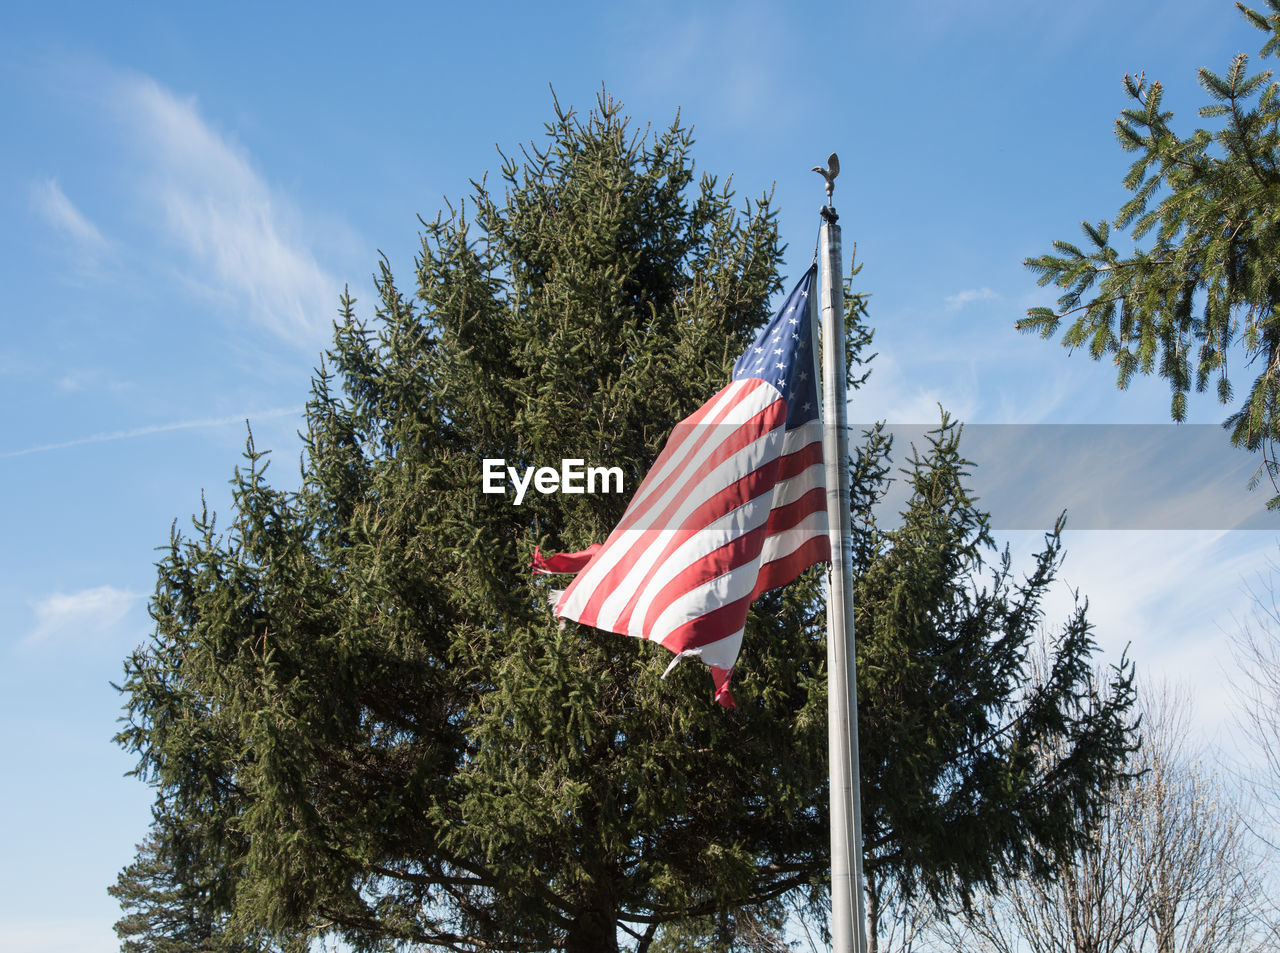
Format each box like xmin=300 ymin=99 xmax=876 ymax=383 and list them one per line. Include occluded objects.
xmin=532 ymin=266 xmax=829 ymax=707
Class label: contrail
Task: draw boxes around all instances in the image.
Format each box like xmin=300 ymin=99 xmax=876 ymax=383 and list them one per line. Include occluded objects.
xmin=3 ymin=407 xmax=302 ymax=458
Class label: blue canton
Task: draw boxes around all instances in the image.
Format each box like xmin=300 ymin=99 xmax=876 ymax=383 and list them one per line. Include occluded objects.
xmin=731 ymin=265 xmax=819 ymax=429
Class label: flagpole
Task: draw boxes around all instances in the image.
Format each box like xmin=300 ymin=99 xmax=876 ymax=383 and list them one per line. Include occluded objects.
xmin=815 ymin=158 xmax=869 ymax=953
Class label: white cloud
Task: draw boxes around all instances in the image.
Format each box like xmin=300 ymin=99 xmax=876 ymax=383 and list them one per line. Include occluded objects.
xmin=30 ymin=177 xmax=107 ymax=250
xmin=54 ymin=368 xmax=134 ymax=395
xmin=1 ymin=406 xmax=300 ymax=458
xmin=1005 ymin=529 xmax=1272 ymax=754
xmin=114 ymin=74 xmax=340 ymax=349
xmin=992 ymin=368 xmax=1074 ymax=423
xmin=945 ymin=286 xmax=998 ymax=311
xmin=22 ymin=585 xmax=142 ymax=648
xmin=849 ymin=350 xmax=980 ymax=425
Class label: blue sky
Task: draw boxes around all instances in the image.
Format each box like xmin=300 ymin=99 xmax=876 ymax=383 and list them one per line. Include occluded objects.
xmin=3 ymin=1 xmax=1278 ymax=950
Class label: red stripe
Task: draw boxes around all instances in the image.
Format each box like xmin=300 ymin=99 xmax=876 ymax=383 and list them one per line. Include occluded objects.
xmin=710 ymin=666 xmax=736 ymax=709
xmin=637 ymin=520 xmax=770 ymax=635
xmin=753 ymin=535 xmax=831 ymax=597
xmin=763 ymin=485 xmax=826 ymax=535
xmin=661 ymin=594 xmax=755 ymax=653
xmin=570 ymin=396 xmax=786 ymax=627
xmin=775 ymin=440 xmax=823 ymax=481
xmin=531 ymin=544 xmax=602 ymax=574
xmin=612 ymin=380 xmax=775 ymax=535
xmin=611 ymin=460 xmax=783 ymax=634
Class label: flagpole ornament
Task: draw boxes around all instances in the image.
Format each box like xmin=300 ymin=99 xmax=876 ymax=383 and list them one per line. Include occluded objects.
xmin=812 ymin=152 xmax=840 ymax=221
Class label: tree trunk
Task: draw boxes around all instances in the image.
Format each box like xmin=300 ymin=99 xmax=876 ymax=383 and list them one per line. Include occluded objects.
xmin=866 ymin=869 xmax=880 ymax=953
xmin=564 ymin=891 xmax=618 ymax=953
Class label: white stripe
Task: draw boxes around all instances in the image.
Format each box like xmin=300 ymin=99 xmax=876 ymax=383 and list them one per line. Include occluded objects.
xmin=679 ymin=629 xmax=743 ymax=671
xmin=592 ymin=425 xmax=783 ymax=631
xmin=759 ymin=509 xmax=829 ymax=566
xmin=620 ymin=381 xmax=763 ymax=520
xmin=624 ymin=487 xmax=776 ymax=638
xmin=770 ymin=460 xmax=824 ymax=509
xmin=779 ymin=418 xmax=822 ymax=456
xmin=562 ymin=385 xmax=783 ymax=623
xmin=650 ymin=538 xmax=767 ymax=646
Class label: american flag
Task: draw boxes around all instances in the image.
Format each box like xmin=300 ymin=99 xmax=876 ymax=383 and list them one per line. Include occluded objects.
xmin=533 ymin=266 xmax=829 ymax=707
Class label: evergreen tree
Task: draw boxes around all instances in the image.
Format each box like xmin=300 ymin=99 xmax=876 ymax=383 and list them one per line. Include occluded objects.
xmin=1021 ymin=2 xmax=1280 ymax=505
xmin=851 ymin=417 xmax=1136 ymax=928
xmin=110 ymin=805 xmax=305 ymax=953
xmin=648 ymin=899 xmax=791 ymax=953
xmin=111 ymin=826 xmax=223 ymax=953
xmin=115 ymin=94 xmax=1135 ymax=953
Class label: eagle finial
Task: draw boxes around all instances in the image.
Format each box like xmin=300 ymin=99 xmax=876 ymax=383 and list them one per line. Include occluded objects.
xmin=812 ymin=152 xmax=840 ymax=206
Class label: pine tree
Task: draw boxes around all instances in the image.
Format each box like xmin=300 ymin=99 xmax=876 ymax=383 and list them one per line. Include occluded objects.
xmin=110 ymin=805 xmax=305 ymax=953
xmin=647 ymin=899 xmax=791 ymax=953
xmin=851 ymin=417 xmax=1136 ymax=917
xmin=115 ymin=93 xmax=1136 ymax=953
xmin=1021 ymin=2 xmax=1280 ymax=505
xmin=111 ymin=826 xmax=222 ymax=953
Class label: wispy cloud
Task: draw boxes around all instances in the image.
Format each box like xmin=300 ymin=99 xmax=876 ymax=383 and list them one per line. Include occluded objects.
xmin=113 ymin=74 xmax=340 ymax=348
xmin=850 ymin=350 xmax=980 ymax=426
xmin=2 ymin=406 xmax=300 ymax=458
xmin=54 ymin=368 xmax=134 ymax=395
xmin=945 ymin=287 xmax=998 ymax=311
xmin=1016 ymin=528 xmax=1269 ymax=751
xmin=923 ymin=424 xmax=1269 ymax=530
xmin=22 ymin=585 xmax=141 ymax=648
xmin=30 ymin=177 xmax=107 ymax=250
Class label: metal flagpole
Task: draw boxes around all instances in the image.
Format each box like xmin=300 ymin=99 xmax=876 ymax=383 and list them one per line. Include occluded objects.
xmin=814 ymin=153 xmax=869 ymax=953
